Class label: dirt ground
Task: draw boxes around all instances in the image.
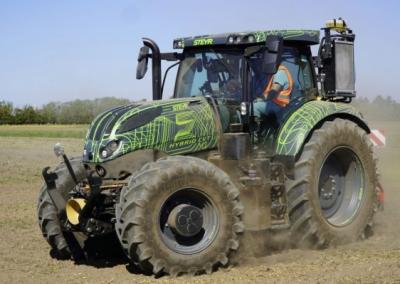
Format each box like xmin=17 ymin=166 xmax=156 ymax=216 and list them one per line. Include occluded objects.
xmin=0 ymin=122 xmax=399 ymax=283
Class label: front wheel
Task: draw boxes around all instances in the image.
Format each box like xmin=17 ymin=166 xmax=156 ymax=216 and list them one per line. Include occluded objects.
xmin=287 ymin=118 xmax=377 ymax=248
xmin=115 ymin=156 xmax=244 ymax=276
xmin=37 ymin=157 xmax=85 ymax=258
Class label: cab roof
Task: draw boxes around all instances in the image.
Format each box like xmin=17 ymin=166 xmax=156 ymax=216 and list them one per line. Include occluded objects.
xmin=173 ymin=30 xmax=320 ymax=49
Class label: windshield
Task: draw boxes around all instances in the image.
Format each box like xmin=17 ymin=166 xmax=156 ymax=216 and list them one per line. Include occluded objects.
xmin=175 ymin=50 xmax=243 ymax=101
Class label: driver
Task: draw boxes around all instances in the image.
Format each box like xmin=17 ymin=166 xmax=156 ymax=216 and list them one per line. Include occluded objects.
xmin=253 ymin=64 xmax=293 ymax=120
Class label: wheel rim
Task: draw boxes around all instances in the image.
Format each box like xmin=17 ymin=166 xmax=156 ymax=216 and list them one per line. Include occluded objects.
xmin=158 ymin=188 xmax=219 ymax=255
xmin=318 ymin=146 xmax=365 ymax=227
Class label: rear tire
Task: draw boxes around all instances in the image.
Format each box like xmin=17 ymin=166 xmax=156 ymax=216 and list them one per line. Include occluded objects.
xmin=115 ymin=156 xmax=244 ymax=276
xmin=287 ymin=118 xmax=377 ymax=248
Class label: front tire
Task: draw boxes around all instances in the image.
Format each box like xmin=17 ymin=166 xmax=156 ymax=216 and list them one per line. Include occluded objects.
xmin=115 ymin=156 xmax=244 ymax=276
xmin=37 ymin=157 xmax=85 ymax=258
xmin=287 ymin=118 xmax=377 ymax=248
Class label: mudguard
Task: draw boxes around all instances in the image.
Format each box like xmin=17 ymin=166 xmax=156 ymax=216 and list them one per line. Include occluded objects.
xmin=275 ymin=100 xmax=370 ymax=157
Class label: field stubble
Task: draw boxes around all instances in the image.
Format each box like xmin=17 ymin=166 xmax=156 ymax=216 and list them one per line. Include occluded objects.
xmin=0 ymin=122 xmax=399 ymax=283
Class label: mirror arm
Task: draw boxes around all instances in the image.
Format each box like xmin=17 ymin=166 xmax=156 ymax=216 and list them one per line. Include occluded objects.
xmin=143 ymin=38 xmax=162 ymax=101
xmin=160 ymin=52 xmax=183 ymax=61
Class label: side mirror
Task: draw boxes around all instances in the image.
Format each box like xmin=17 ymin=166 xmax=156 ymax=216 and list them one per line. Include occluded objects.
xmin=262 ymin=35 xmax=283 ymax=74
xmin=136 ymin=46 xmax=150 ymax=79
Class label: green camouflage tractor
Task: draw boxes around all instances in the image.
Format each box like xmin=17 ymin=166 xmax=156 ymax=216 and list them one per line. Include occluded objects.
xmin=38 ymin=19 xmax=380 ymax=276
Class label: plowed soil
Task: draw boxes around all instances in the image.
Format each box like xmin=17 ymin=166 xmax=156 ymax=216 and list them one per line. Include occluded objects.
xmin=0 ymin=122 xmax=399 ymax=283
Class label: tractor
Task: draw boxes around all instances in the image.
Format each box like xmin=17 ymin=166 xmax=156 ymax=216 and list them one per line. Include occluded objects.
xmin=38 ymin=19 xmax=380 ymax=276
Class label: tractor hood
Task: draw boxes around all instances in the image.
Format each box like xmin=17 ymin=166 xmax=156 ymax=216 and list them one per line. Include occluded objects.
xmin=82 ymin=97 xmax=218 ymax=163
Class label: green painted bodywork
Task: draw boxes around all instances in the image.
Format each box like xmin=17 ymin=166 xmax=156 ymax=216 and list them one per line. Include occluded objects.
xmin=275 ymin=100 xmax=368 ymax=156
xmin=83 ymin=97 xmax=218 ymax=163
xmin=173 ymin=30 xmax=320 ymax=49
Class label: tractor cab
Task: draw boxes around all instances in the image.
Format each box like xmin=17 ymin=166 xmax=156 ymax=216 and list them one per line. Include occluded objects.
xmin=138 ymin=34 xmax=318 ymax=153
xmin=137 ymin=20 xmax=355 ymax=153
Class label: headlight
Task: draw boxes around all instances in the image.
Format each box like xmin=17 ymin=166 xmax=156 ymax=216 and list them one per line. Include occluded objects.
xmin=107 ymin=140 xmax=119 ymax=152
xmin=100 ymin=140 xmax=120 ymax=158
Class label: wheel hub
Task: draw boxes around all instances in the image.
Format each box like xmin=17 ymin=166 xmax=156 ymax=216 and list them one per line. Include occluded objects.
xmin=320 ymin=175 xmax=341 ymax=209
xmin=167 ymin=204 xmax=203 ymax=237
xmin=318 ymin=146 xmax=365 ymax=226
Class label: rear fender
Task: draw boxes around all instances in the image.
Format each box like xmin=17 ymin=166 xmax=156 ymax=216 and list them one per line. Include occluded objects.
xmin=275 ymin=100 xmax=370 ymax=158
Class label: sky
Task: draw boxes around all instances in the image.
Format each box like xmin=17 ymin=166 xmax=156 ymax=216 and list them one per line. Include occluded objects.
xmin=1 ymin=0 xmax=400 ymax=107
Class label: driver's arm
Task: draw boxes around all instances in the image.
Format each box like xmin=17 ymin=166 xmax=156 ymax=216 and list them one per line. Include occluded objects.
xmin=264 ymin=83 xmax=283 ymax=100
xmin=263 ymin=69 xmax=288 ymax=100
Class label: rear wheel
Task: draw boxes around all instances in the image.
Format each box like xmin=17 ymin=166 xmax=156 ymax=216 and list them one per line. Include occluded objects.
xmin=115 ymin=156 xmax=244 ymax=276
xmin=287 ymin=118 xmax=377 ymax=248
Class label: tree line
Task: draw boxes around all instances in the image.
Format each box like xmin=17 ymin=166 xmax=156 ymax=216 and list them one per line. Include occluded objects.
xmin=0 ymin=95 xmax=399 ymax=125
xmin=352 ymin=96 xmax=400 ymax=121
xmin=0 ymin=97 xmax=132 ymax=124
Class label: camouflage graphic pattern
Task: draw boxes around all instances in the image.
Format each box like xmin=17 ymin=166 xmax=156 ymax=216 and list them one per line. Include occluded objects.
xmin=83 ymin=97 xmax=217 ymax=163
xmin=173 ymin=30 xmax=320 ymax=49
xmin=275 ymin=101 xmax=367 ymax=156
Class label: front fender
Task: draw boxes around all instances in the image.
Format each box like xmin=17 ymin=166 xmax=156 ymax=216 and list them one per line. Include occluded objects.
xmin=275 ymin=100 xmax=370 ymax=157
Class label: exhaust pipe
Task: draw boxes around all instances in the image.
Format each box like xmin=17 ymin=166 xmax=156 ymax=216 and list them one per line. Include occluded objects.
xmin=66 ymin=198 xmax=87 ymax=225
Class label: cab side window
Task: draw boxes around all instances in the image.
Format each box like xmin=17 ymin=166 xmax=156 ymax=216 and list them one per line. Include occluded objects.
xmin=298 ymin=54 xmax=314 ymax=94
